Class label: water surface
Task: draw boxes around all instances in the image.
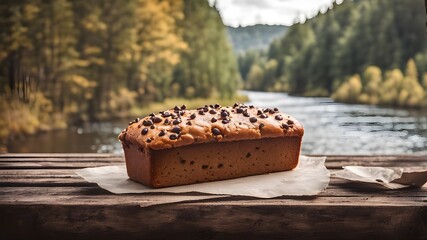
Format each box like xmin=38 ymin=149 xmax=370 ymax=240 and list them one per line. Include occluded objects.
xmin=7 ymin=91 xmax=427 ymax=154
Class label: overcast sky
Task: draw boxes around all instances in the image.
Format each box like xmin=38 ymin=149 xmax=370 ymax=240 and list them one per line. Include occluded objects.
xmin=209 ymin=0 xmax=342 ymax=27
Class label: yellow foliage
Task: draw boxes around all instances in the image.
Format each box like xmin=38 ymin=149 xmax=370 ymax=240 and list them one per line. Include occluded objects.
xmin=363 ymin=66 xmax=382 ymax=104
xmin=108 ymin=88 xmax=138 ymax=117
xmin=332 ymin=74 xmax=362 ymax=103
xmin=23 ymin=3 xmax=39 ymax=21
xmin=405 ymin=58 xmax=418 ymax=80
xmin=334 ymin=60 xmax=426 ymax=108
xmin=83 ymin=12 xmax=107 ymax=32
xmin=0 ymin=91 xmax=67 ymax=141
xmin=84 ymin=46 xmax=102 ymax=55
xmin=123 ymin=0 xmax=187 ymax=84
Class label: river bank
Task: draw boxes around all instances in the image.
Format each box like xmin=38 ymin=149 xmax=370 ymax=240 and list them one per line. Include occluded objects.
xmin=0 ymin=94 xmax=248 ymax=153
xmin=6 ymin=91 xmax=427 ymax=155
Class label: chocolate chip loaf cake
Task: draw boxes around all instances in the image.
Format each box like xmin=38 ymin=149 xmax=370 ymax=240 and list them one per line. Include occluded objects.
xmin=119 ymin=103 xmax=304 ymax=188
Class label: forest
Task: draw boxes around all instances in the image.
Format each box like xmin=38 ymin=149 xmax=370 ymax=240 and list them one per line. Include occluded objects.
xmin=2 ymin=0 xmax=427 ymax=143
xmin=0 ymin=0 xmax=241 ymax=140
xmin=227 ymin=24 xmax=288 ymax=53
xmin=239 ymin=0 xmax=427 ymax=107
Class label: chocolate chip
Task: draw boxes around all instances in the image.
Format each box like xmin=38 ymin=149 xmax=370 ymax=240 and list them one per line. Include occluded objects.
xmin=186 ymin=121 xmax=192 ymax=126
xmin=249 ymin=105 xmax=254 ymax=109
xmin=174 ymin=106 xmax=180 ymax=111
xmin=259 ymin=123 xmax=265 ymax=129
xmin=263 ymin=108 xmax=270 ymax=113
xmin=287 ymin=120 xmax=294 ymax=125
xmin=150 ymin=125 xmax=155 ymax=129
xmin=169 ymin=134 xmax=178 ymax=140
xmin=146 ymin=138 xmax=152 ymax=143
xmin=143 ymin=119 xmax=153 ymax=126
xmin=141 ymin=128 xmax=149 ymax=135
xmin=236 ymin=108 xmax=244 ymax=113
xmin=159 ymin=130 xmax=166 ymax=136
xmin=190 ymin=113 xmax=196 ymax=119
xmin=220 ymin=110 xmax=229 ymax=118
xmin=129 ymin=118 xmax=139 ymax=125
xmin=149 ymin=113 xmax=155 ymax=117
xmin=222 ymin=119 xmax=229 ymax=124
xmin=243 ymin=111 xmax=250 ymax=117
xmin=202 ymin=165 xmax=208 ymax=169
xmin=275 ymin=115 xmax=283 ymax=120
xmin=212 ymin=128 xmax=221 ymax=135
xmin=181 ymin=105 xmax=187 ymax=110
xmin=249 ymin=117 xmax=257 ymax=123
xmin=153 ymin=117 xmax=162 ymax=123
xmin=211 ymin=117 xmax=217 ymax=123
xmin=257 ymin=110 xmax=262 ymax=115
xmin=269 ymin=109 xmax=275 ymax=114
xmin=233 ymin=103 xmax=239 ymax=108
xmin=164 ymin=119 xmax=169 ymax=124
xmin=173 ymin=118 xmax=182 ymax=125
xmin=162 ymin=111 xmax=171 ymax=117
xmin=171 ymin=126 xmax=181 ymax=134
xmin=282 ymin=123 xmax=289 ymax=130
xmin=198 ymin=110 xmax=205 ymax=115
xmin=274 ymin=107 xmax=279 ymax=111
xmin=171 ymin=113 xmax=177 ymax=119
xmin=209 ymin=109 xmax=217 ymax=114
xmin=260 ymin=114 xmax=268 ymax=119
xmin=203 ymin=107 xmax=209 ymax=112
xmin=214 ymin=104 xmax=220 ymax=108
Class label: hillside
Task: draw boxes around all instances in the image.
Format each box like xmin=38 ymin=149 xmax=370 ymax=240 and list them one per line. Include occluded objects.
xmin=239 ymin=0 xmax=427 ymax=102
xmin=227 ymin=24 xmax=288 ymax=53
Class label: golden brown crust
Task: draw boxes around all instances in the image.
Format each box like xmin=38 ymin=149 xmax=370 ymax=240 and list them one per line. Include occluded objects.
xmin=119 ymin=103 xmax=304 ymax=150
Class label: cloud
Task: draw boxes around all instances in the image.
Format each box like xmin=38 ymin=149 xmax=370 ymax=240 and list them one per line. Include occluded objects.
xmin=231 ymin=0 xmax=274 ymax=9
xmin=212 ymin=0 xmax=336 ymax=27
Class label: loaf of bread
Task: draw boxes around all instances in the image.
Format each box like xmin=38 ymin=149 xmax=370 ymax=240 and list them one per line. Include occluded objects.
xmin=119 ymin=103 xmax=304 ymax=188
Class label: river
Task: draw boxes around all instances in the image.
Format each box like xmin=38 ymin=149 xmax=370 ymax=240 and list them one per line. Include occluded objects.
xmin=7 ymin=91 xmax=427 ymax=154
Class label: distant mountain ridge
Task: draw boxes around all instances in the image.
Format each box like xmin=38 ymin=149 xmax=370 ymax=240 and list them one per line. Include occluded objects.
xmin=227 ymin=24 xmax=288 ymax=53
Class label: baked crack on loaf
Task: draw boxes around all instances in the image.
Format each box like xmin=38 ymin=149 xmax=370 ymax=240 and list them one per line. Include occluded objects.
xmin=119 ymin=103 xmax=304 ymax=188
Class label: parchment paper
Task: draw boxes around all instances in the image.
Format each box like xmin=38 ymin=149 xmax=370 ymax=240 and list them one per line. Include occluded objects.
xmin=332 ymin=166 xmax=427 ymax=189
xmin=76 ymin=156 xmax=330 ymax=198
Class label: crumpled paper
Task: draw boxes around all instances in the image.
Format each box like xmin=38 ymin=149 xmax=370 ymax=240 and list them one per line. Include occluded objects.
xmin=76 ymin=156 xmax=330 ymax=198
xmin=332 ymin=166 xmax=427 ymax=189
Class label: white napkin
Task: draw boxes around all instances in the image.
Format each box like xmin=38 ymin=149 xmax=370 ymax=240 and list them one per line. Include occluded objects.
xmin=332 ymin=166 xmax=427 ymax=189
xmin=76 ymin=156 xmax=330 ymax=198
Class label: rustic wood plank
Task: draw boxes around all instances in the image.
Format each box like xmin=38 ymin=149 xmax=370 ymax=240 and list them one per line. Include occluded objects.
xmin=0 ymin=186 xmax=426 ymax=206
xmin=0 ymin=161 xmax=123 ymax=169
xmin=325 ymin=155 xmax=427 ymax=169
xmin=1 ymin=203 xmax=426 ymax=240
xmin=0 ymin=157 xmax=124 ymax=162
xmin=1 ymin=154 xmax=427 ymax=239
xmin=0 ymin=153 xmax=118 ymax=158
xmin=1 ymin=173 xmax=427 ymax=198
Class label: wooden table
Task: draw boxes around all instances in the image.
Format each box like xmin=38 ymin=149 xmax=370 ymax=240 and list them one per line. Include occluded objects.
xmin=1 ymin=154 xmax=426 ymax=240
